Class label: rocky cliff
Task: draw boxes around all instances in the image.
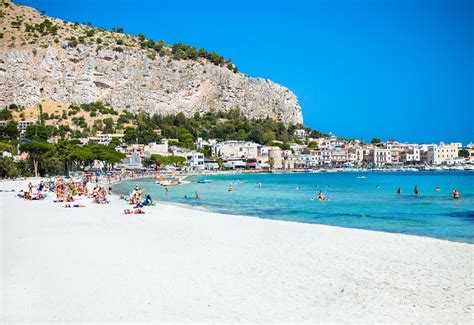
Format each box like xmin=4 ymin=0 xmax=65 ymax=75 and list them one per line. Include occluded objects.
xmin=0 ymin=0 xmax=303 ymax=125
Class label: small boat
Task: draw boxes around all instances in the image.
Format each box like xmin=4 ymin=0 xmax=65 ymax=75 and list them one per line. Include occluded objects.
xmin=357 ymin=176 xmax=367 ymax=179
xmin=197 ymin=178 xmax=212 ymax=184
xmin=156 ymin=180 xmax=178 ymax=186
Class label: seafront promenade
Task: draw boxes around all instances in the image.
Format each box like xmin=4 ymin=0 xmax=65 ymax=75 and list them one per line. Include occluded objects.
xmin=1 ymin=178 xmax=472 ymax=323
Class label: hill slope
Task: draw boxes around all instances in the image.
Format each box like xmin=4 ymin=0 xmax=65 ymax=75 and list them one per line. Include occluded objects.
xmin=0 ymin=0 xmax=303 ymax=125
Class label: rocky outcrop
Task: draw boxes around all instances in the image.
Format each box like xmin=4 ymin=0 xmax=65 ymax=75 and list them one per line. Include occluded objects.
xmin=0 ymin=1 xmax=303 ymax=125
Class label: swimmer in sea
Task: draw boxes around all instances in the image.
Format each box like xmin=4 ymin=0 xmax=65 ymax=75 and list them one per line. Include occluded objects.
xmin=435 ymin=186 xmax=441 ymax=192
xmin=310 ymin=197 xmax=315 ymax=201
xmin=195 ymin=191 xmax=200 ymax=199
xmin=452 ymin=189 xmax=460 ymax=199
xmin=318 ymin=191 xmax=325 ymax=201
xmin=228 ymin=184 xmax=233 ymax=192
xmin=414 ymin=186 xmax=419 ymax=195
xmin=397 ymin=187 xmax=401 ymax=195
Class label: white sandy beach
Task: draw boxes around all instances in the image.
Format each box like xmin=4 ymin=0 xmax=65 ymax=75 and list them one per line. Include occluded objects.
xmin=1 ymin=179 xmax=472 ymax=323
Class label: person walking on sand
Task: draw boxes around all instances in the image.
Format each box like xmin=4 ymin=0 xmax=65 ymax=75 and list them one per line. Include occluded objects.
xmin=414 ymin=186 xmax=419 ymax=195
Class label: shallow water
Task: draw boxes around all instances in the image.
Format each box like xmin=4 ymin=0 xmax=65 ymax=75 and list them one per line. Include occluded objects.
xmin=113 ymin=171 xmax=474 ymax=243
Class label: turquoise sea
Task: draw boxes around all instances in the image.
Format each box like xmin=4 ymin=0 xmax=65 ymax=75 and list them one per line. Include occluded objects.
xmin=113 ymin=172 xmax=474 ymax=243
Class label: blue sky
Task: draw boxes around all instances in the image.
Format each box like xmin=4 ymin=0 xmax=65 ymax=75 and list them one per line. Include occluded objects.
xmin=17 ymin=0 xmax=473 ymax=144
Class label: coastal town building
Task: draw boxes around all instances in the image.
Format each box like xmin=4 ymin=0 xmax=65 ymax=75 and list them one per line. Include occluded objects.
xmin=144 ymin=140 xmax=169 ymax=156
xmin=86 ymin=133 xmax=125 ymax=146
xmin=438 ymin=143 xmax=459 ymax=163
xmin=421 ymin=145 xmax=441 ymax=165
xmin=268 ymin=147 xmax=283 ymax=169
xmin=400 ymin=146 xmax=421 ymax=163
xmin=368 ymin=148 xmax=392 ymax=166
xmin=212 ymin=141 xmax=261 ymax=159
xmin=294 ymin=129 xmax=307 ymax=139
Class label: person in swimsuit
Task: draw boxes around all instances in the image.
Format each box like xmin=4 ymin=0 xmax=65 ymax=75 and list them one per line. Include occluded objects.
xmin=414 ymin=186 xmax=419 ymax=195
xmin=397 ymin=188 xmax=401 ymax=195
xmin=452 ymin=189 xmax=460 ymax=199
xmin=318 ymin=191 xmax=325 ymax=201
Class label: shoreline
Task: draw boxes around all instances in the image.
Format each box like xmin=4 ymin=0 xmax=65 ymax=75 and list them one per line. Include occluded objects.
xmin=1 ymin=179 xmax=473 ymax=322
xmin=112 ymin=174 xmax=474 ymax=245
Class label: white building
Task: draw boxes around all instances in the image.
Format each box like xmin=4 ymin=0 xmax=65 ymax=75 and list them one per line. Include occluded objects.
xmin=120 ymin=152 xmax=142 ymax=169
xmin=294 ymin=129 xmax=306 ymax=139
xmin=144 ymin=141 xmax=169 ymax=156
xmin=297 ymin=154 xmax=317 ymax=168
xmin=17 ymin=120 xmax=36 ymax=132
xmin=196 ymin=138 xmax=217 ymax=150
xmin=331 ymin=149 xmax=348 ymax=163
xmin=438 ymin=143 xmax=459 ymax=163
xmin=212 ymin=141 xmax=261 ymax=159
xmin=87 ymin=133 xmax=124 ymax=146
xmin=421 ymin=145 xmax=441 ymax=165
xmin=315 ymin=149 xmax=333 ymax=165
xmin=368 ymin=148 xmax=392 ymax=165
xmin=400 ymin=146 xmax=421 ymax=163
xmin=185 ymin=151 xmax=205 ymax=170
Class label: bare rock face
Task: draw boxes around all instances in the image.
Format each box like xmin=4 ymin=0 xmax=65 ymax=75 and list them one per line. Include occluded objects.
xmin=0 ymin=0 xmax=303 ymax=125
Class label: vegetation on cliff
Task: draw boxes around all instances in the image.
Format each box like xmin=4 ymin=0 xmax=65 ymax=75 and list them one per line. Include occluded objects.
xmin=1 ymin=0 xmax=237 ymax=72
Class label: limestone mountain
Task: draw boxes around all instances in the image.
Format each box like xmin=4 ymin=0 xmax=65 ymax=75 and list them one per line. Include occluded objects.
xmin=0 ymin=0 xmax=303 ymax=125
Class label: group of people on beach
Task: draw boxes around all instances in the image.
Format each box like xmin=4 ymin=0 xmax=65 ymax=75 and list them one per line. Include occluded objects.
xmin=16 ymin=177 xmax=114 ymax=208
xmin=395 ymin=186 xmax=461 ymax=199
xmin=122 ymin=184 xmax=155 ymax=214
xmin=17 ymin=181 xmax=46 ymax=201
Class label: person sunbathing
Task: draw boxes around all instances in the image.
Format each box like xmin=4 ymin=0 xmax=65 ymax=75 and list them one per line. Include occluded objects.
xmin=32 ymin=192 xmax=44 ymax=200
xmin=124 ymin=208 xmax=145 ymax=214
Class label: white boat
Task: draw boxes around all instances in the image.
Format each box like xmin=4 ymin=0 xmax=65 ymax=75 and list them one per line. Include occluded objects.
xmin=156 ymin=180 xmax=178 ymax=186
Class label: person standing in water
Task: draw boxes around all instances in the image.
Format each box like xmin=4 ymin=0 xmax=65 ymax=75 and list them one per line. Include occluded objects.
xmin=452 ymin=189 xmax=460 ymax=199
xmin=164 ymin=187 xmax=169 ymax=195
xmin=195 ymin=191 xmax=200 ymax=199
xmin=436 ymin=187 xmax=441 ymax=192
xmin=414 ymin=186 xmax=419 ymax=195
xmin=318 ymin=191 xmax=325 ymax=201
xmin=397 ymin=188 xmax=402 ymax=195
xmin=228 ymin=184 xmax=233 ymax=192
